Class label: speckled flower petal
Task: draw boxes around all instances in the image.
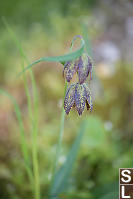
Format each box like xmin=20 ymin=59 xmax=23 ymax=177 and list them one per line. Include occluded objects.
xmin=75 ymin=83 xmax=86 ymax=115
xmin=84 ymin=83 xmax=93 ymax=112
xmin=78 ymin=53 xmax=92 ymax=84
xmin=63 ymin=61 xmax=78 ymax=82
xmin=64 ymin=83 xmax=76 ymax=114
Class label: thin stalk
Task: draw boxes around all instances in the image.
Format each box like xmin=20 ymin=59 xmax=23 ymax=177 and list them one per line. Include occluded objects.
xmin=51 ymin=39 xmax=75 ymax=182
xmin=21 ymin=53 xmax=40 ymax=199
xmin=23 ymin=54 xmax=40 ymax=199
xmin=0 ymin=90 xmax=33 ymax=185
xmin=16 ymin=40 xmax=40 ymax=199
xmin=32 ymin=121 xmax=40 ymax=199
xmin=51 ymin=81 xmax=68 ymax=182
xmin=31 ymin=77 xmax=40 ymax=199
xmin=3 ymin=19 xmax=40 ymax=199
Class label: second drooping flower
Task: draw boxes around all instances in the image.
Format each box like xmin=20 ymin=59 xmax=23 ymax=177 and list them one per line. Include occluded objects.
xmin=64 ymin=83 xmax=93 ymax=115
xmin=63 ymin=53 xmax=92 ymax=84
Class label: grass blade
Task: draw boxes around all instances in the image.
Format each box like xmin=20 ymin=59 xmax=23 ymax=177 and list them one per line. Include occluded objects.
xmin=0 ymin=89 xmax=33 ymax=182
xmin=0 ymin=89 xmax=28 ymax=162
xmin=2 ymin=18 xmax=40 ymax=199
xmin=50 ymin=120 xmax=87 ymax=197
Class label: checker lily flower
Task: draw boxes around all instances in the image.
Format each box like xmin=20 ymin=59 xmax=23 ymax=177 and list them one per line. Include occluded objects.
xmin=64 ymin=83 xmax=93 ymax=115
xmin=63 ymin=53 xmax=92 ymax=84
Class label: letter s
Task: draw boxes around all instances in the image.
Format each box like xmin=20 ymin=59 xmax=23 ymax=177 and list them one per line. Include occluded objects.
xmin=121 ymin=170 xmax=131 ymax=183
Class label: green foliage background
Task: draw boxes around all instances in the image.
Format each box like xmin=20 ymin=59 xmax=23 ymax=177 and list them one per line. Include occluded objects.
xmin=0 ymin=0 xmax=133 ymax=198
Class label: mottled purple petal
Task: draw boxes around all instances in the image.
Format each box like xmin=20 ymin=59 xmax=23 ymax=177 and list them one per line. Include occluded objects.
xmin=78 ymin=53 xmax=92 ymax=84
xmin=64 ymin=84 xmax=76 ymax=114
xmin=86 ymin=98 xmax=93 ymax=112
xmin=86 ymin=100 xmax=90 ymax=110
xmin=75 ymin=83 xmax=86 ymax=115
xmin=63 ymin=61 xmax=78 ymax=82
xmin=83 ymin=83 xmax=93 ymax=112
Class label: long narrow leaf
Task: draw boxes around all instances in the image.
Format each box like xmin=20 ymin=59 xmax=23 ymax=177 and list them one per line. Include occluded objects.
xmin=0 ymin=89 xmax=29 ymax=163
xmin=0 ymin=89 xmax=33 ymax=182
xmin=2 ymin=17 xmax=35 ymax=123
xmin=18 ymin=37 xmax=85 ymax=76
xmin=0 ymin=89 xmax=29 ymax=161
xmin=50 ymin=120 xmax=87 ymax=197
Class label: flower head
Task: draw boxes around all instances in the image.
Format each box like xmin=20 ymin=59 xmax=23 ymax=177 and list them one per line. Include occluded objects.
xmin=78 ymin=53 xmax=92 ymax=84
xmin=63 ymin=61 xmax=78 ymax=82
xmin=64 ymin=83 xmax=93 ymax=115
xmin=63 ymin=53 xmax=92 ymax=84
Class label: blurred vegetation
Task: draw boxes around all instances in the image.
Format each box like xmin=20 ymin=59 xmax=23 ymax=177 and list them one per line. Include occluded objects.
xmin=0 ymin=0 xmax=133 ymax=198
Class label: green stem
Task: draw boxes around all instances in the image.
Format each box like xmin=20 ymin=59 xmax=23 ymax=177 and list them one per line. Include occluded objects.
xmin=0 ymin=90 xmax=34 ymax=187
xmin=32 ymin=125 xmax=40 ymax=199
xmin=51 ymin=81 xmax=68 ymax=182
xmin=51 ymin=38 xmax=75 ymax=183
xmin=31 ymin=78 xmax=40 ymax=199
xmin=2 ymin=19 xmax=40 ymax=199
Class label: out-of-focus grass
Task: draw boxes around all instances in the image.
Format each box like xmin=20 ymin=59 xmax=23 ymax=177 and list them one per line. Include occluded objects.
xmin=0 ymin=8 xmax=133 ymax=199
xmin=0 ymin=21 xmax=87 ymax=199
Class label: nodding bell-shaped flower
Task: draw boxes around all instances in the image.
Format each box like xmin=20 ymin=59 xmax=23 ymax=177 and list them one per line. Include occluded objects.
xmin=78 ymin=53 xmax=92 ymax=84
xmin=63 ymin=53 xmax=92 ymax=84
xmin=64 ymin=83 xmax=93 ymax=115
xmin=63 ymin=61 xmax=78 ymax=82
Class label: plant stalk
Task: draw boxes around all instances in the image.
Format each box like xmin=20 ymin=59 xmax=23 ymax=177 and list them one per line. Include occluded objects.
xmin=51 ymin=81 xmax=68 ymax=182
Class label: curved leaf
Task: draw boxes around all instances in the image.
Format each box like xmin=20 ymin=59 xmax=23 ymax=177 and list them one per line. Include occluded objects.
xmin=18 ymin=36 xmax=85 ymax=76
